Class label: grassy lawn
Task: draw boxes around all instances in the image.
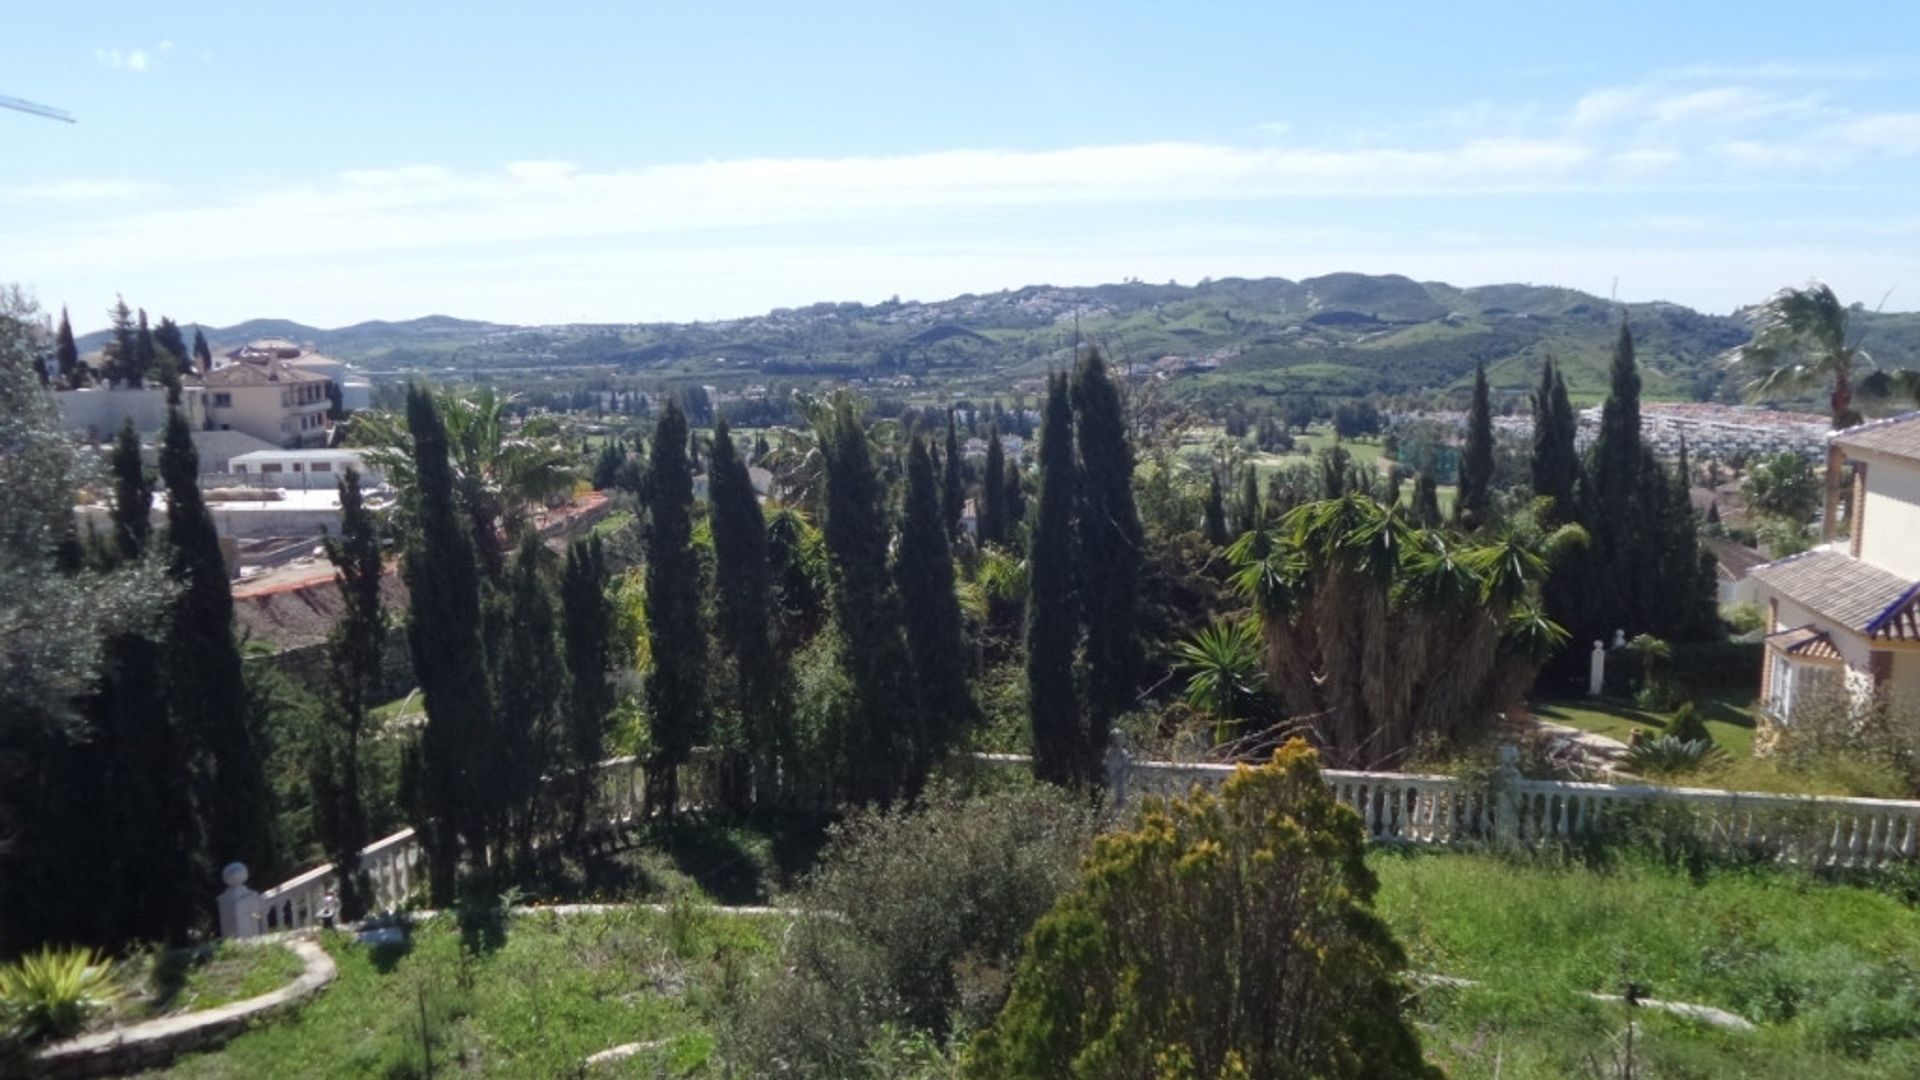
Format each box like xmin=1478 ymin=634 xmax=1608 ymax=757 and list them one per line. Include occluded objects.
xmin=148 ymin=907 xmax=774 ymax=1079
xmin=1373 ymin=850 xmax=1920 ymax=1078
xmin=102 ymin=942 xmax=306 ymax=1027
xmin=1536 ymin=696 xmax=1757 ymax=758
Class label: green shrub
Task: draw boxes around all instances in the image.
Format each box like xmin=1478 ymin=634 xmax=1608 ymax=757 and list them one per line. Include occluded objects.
xmin=0 ymin=946 xmax=123 ymax=1045
xmin=725 ymin=781 xmax=1098 ymax=1077
xmin=1665 ymin=701 xmax=1713 ymax=746
xmin=963 ymin=740 xmax=1440 ymax=1079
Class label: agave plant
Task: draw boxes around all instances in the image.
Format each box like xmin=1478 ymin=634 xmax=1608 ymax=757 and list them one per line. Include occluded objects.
xmin=0 ymin=947 xmax=122 ymax=1044
xmin=1621 ymin=735 xmax=1725 ymax=779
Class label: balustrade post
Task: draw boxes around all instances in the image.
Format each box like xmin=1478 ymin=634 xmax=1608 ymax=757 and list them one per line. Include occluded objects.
xmin=1588 ymin=641 xmax=1606 ymax=696
xmin=216 ymin=862 xmax=262 ymax=939
xmin=1105 ymin=729 xmax=1133 ymax=812
xmin=1493 ymin=746 xmax=1522 ymax=847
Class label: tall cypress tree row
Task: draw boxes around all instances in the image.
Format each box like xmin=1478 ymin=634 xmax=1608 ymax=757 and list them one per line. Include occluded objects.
xmin=561 ymin=536 xmax=613 ymax=844
xmin=942 ymin=410 xmax=966 ymax=539
xmin=312 ymin=468 xmax=384 ymax=918
xmin=109 ymin=419 xmax=152 ymax=561
xmin=401 ymin=384 xmax=494 ymax=901
xmin=979 ymin=429 xmax=1007 ymax=545
xmin=709 ymin=418 xmax=787 ymax=803
xmin=56 ymin=306 xmax=81 ymax=388
xmin=896 ymin=438 xmax=975 ymax=782
xmin=817 ymin=394 xmax=915 ymax=803
xmin=1027 ymin=373 xmax=1082 ymax=786
xmin=1072 ymin=349 xmax=1143 ymax=768
xmin=1531 ymin=358 xmax=1578 ymax=522
xmin=1004 ymin=461 xmax=1027 ymax=533
xmin=1457 ymin=361 xmax=1495 ymax=529
xmin=159 ymin=408 xmax=276 ymax=876
xmin=644 ymin=398 xmax=707 ymax=818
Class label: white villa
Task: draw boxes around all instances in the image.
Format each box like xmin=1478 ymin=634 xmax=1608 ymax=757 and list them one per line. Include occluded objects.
xmin=1750 ymin=411 xmax=1920 ymax=722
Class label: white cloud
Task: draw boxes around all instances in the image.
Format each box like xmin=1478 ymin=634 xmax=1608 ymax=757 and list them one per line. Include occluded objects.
xmin=1842 ymin=113 xmax=1920 ymax=154
xmin=94 ymin=42 xmax=172 ymax=73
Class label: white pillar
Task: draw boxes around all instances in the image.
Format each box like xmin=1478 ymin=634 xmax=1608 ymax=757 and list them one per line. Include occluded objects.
xmin=1588 ymin=641 xmax=1607 ymax=696
xmin=216 ymin=862 xmax=262 ymax=939
xmin=1104 ymin=729 xmax=1133 ymax=811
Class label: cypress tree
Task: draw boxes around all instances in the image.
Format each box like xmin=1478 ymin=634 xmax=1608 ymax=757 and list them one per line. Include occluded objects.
xmin=1027 ymin=373 xmax=1081 ymax=786
xmin=942 ymin=409 xmax=965 ymax=539
xmin=1004 ymin=461 xmax=1026 ymax=532
xmin=1072 ymin=349 xmax=1143 ymax=770
xmin=314 ymin=468 xmax=385 ymax=917
xmin=134 ymin=308 xmax=156 ymax=390
xmin=106 ymin=297 xmax=136 ymax=387
xmin=401 ymin=383 xmax=494 ymax=901
xmin=109 ymin=419 xmax=152 ymax=561
xmin=1458 ymin=361 xmax=1495 ymax=529
xmin=494 ymin=534 xmax=562 ymax=862
xmin=153 ymin=317 xmax=188 ymax=370
xmin=817 ymin=394 xmax=915 ymax=803
xmin=159 ymin=408 xmax=276 ymax=876
xmin=644 ymin=398 xmax=707 ymax=818
xmin=56 ymin=306 xmax=81 ymax=388
xmin=979 ymin=429 xmax=1007 ymax=545
xmin=1234 ymin=465 xmax=1261 ymax=537
xmin=896 ymin=438 xmax=975 ymax=782
xmin=192 ymin=327 xmax=213 ymax=373
xmin=1531 ymin=358 xmax=1578 ymax=522
xmin=709 ymin=417 xmax=787 ymax=803
xmin=561 ymin=536 xmax=613 ymax=845
xmin=1592 ymin=319 xmax=1642 ymax=514
xmin=1411 ymin=468 xmax=1442 ymax=528
xmin=1203 ymin=469 xmax=1229 ymax=546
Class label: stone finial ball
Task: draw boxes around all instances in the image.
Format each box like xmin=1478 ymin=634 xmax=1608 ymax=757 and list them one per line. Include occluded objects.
xmin=222 ymin=862 xmax=250 ymax=888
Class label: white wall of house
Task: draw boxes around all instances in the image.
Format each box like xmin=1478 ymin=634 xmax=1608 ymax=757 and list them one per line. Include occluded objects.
xmin=1856 ymin=449 xmax=1920 ymax=579
xmin=1769 ymin=592 xmax=1876 ymax=670
xmin=206 ymin=382 xmax=330 ymax=448
xmin=228 ymin=449 xmax=379 ymax=489
xmin=55 ymin=386 xmax=201 ymax=441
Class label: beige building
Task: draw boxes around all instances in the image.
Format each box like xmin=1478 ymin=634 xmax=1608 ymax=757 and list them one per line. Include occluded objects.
xmin=1750 ymin=412 xmax=1920 ymax=722
xmin=202 ymin=358 xmax=334 ymax=448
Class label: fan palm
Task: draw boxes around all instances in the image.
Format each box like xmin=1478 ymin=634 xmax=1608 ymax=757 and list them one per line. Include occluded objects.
xmin=349 ymin=385 xmax=578 ymax=574
xmin=1727 ymin=283 xmax=1872 ymax=537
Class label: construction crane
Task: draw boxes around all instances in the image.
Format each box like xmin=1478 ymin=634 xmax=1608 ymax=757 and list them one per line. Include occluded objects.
xmin=0 ymin=94 xmax=75 ymax=123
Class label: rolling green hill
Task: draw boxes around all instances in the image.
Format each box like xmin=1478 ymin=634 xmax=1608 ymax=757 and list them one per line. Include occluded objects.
xmin=75 ymin=276 xmax=1920 ymax=410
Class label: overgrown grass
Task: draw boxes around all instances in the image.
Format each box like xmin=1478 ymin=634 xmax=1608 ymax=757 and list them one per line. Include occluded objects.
xmin=110 ymin=942 xmax=307 ymax=1025
xmin=1373 ymin=849 xmax=1920 ymax=1078
xmin=148 ymin=908 xmax=774 ymax=1079
xmin=1537 ymin=696 xmax=1756 ymax=758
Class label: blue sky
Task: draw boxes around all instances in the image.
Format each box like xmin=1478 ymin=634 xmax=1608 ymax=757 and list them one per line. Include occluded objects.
xmin=6 ymin=1 xmax=1920 ymax=329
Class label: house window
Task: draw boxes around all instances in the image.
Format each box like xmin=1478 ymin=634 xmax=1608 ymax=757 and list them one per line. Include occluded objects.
xmin=311 ymin=462 xmax=332 ymax=473
xmin=1768 ymin=654 xmax=1842 ymax=722
xmin=213 ymin=392 xmax=232 ymax=407
xmin=261 ymin=463 xmax=283 ymax=474
xmin=292 ymin=463 xmax=303 ymax=472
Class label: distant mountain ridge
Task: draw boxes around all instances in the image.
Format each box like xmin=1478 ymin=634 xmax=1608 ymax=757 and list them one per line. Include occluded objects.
xmin=70 ymin=275 xmax=1920 ymax=406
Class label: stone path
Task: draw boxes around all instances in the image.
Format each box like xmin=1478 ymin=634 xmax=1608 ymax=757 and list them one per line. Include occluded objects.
xmin=1534 ymin=719 xmax=1631 ymax=777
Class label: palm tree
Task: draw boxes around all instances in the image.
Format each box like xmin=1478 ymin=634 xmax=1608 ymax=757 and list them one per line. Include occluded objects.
xmin=349 ymin=385 xmax=578 ymax=575
xmin=1727 ymin=283 xmax=1872 ymax=538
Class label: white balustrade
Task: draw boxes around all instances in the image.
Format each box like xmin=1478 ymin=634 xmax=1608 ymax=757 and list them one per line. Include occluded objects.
xmin=226 ymin=747 xmax=1920 ymax=937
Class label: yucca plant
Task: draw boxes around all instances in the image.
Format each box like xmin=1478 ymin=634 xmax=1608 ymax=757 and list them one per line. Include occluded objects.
xmin=0 ymin=947 xmax=123 ymax=1044
xmin=1175 ymin=619 xmax=1265 ymax=722
xmin=1622 ymin=735 xmax=1725 ymax=779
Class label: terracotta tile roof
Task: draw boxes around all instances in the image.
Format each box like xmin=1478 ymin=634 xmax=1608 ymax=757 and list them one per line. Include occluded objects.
xmin=1765 ymin=625 xmax=1845 ymax=661
xmin=1704 ymin=537 xmax=1769 ymax=581
xmin=1833 ymin=410 xmax=1920 ymax=464
xmin=1751 ymin=548 xmax=1920 ymax=640
xmin=202 ymin=361 xmax=329 ymax=387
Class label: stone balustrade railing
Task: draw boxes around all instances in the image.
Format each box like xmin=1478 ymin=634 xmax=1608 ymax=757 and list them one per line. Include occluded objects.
xmin=218 ymin=749 xmax=725 ymax=939
xmin=221 ymin=744 xmax=1920 ymax=937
